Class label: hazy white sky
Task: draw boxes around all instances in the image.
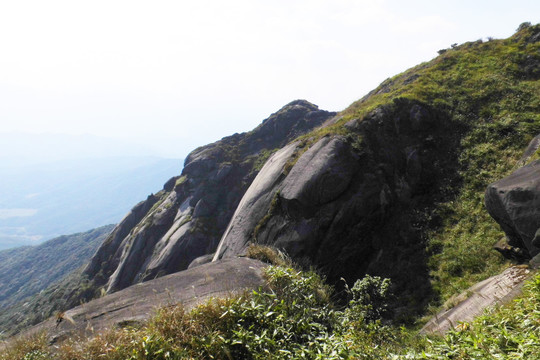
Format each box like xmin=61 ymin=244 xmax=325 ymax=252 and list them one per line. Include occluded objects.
xmin=1 ymin=0 xmax=539 ymax=158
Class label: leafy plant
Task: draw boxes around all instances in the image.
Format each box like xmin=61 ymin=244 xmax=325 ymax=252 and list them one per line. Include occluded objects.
xmin=346 ymin=275 xmax=393 ymax=323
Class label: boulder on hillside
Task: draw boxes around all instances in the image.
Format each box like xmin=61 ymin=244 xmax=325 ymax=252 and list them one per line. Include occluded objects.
xmin=21 ymin=258 xmax=267 ymax=343
xmin=485 ymin=158 xmax=540 ymax=260
xmin=214 ymin=98 xmax=462 ymax=318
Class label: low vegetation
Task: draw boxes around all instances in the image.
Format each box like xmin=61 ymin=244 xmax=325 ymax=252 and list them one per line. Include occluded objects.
xmin=3 ymin=257 xmax=539 ymax=359
xmin=405 ymin=271 xmax=540 ymax=359
xmin=0 ymin=226 xmax=114 ymax=338
xmin=2 ymin=23 xmax=540 ymax=359
xmin=0 ymin=262 xmax=401 ymax=359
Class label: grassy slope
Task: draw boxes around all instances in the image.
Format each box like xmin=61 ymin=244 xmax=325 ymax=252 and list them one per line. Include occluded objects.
xmin=2 ymin=24 xmax=540 ymax=359
xmin=314 ymin=23 xmax=540 ymax=304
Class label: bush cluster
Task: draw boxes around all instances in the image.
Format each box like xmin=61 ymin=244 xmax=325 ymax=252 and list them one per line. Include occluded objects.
xmin=1 ymin=267 xmax=398 ymax=360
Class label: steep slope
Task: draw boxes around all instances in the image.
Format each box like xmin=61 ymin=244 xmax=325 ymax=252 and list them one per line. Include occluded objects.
xmin=0 ymin=226 xmax=113 ymax=337
xmin=214 ymin=23 xmax=540 ymax=315
xmin=0 ymin=225 xmax=113 ymax=310
xmin=215 ymin=99 xmax=461 ymax=316
xmin=80 ymin=101 xmax=335 ymax=295
xmin=9 ymin=25 xmax=539 ymax=337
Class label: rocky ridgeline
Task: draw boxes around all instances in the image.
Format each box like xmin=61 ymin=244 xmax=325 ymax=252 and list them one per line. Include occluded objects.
xmin=83 ymin=100 xmax=335 ymax=294
xmin=20 ymin=25 xmax=539 ymax=334
xmin=77 ymin=97 xmax=467 ymax=315
xmin=214 ymin=98 xmax=463 ymax=310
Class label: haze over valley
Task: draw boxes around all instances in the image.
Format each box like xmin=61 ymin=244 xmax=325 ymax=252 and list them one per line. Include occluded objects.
xmin=0 ymin=133 xmax=182 ymax=249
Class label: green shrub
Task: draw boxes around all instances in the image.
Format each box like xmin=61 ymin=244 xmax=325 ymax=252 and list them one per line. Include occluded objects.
xmin=346 ymin=275 xmax=393 ymax=323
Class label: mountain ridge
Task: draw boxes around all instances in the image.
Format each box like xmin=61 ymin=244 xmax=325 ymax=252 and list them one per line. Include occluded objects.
xmin=63 ymin=23 xmax=540 ymax=316
xmin=2 ymin=24 xmax=540 ymax=351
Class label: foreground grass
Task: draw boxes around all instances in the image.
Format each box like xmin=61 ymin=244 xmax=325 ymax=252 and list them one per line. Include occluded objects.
xmin=3 ymin=264 xmax=540 ymax=359
xmin=0 ymin=265 xmax=408 ymax=360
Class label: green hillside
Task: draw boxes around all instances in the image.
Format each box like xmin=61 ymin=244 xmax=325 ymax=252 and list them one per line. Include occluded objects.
xmin=2 ymin=23 xmax=539 ymax=359
xmin=0 ymin=225 xmax=113 ymax=337
xmin=316 ymin=21 xmax=540 ymax=303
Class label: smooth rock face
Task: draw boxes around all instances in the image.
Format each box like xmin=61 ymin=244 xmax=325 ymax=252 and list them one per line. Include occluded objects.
xmin=188 ymin=253 xmax=215 ymax=269
xmin=421 ymin=266 xmax=530 ymax=335
xmin=82 ymin=100 xmax=335 ymax=294
xmin=215 ymin=98 xmax=462 ymax=309
xmin=23 ymin=258 xmax=267 ymax=342
xmin=485 ymin=159 xmax=540 ymax=258
xmin=214 ymin=136 xmax=361 ymax=263
xmin=213 ymin=142 xmax=298 ymax=260
xmin=280 ymin=137 xmax=359 ymax=208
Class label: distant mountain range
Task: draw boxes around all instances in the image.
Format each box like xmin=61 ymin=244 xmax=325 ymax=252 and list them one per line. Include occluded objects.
xmin=0 ymin=156 xmax=182 ymax=249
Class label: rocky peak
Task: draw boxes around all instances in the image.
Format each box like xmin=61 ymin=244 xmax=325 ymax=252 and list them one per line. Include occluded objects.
xmin=213 ymin=98 xmax=462 ymax=316
xmin=80 ymin=101 xmax=335 ymax=295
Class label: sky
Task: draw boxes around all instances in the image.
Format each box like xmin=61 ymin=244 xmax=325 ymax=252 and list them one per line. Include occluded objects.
xmin=1 ymin=0 xmax=539 ymax=159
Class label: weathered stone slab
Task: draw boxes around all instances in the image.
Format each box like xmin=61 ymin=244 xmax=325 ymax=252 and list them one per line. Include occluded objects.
xmin=421 ymin=266 xmax=531 ymax=335
xmin=21 ymin=258 xmax=267 ymax=342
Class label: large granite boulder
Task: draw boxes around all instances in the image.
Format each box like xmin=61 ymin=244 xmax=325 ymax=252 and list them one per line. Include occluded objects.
xmin=486 ymin=148 xmax=540 ymax=259
xmin=215 ymin=98 xmax=462 ymax=316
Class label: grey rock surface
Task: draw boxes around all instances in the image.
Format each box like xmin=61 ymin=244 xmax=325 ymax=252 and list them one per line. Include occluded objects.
xmin=188 ymin=253 xmax=215 ymax=269
xmin=421 ymin=266 xmax=530 ymax=335
xmin=22 ymin=258 xmax=267 ymax=342
xmin=214 ymin=98 xmax=462 ymax=318
xmin=485 ymin=159 xmax=540 ymax=259
xmin=81 ymin=100 xmax=334 ymax=296
xmin=213 ymin=142 xmax=299 ymax=260
xmin=280 ymin=136 xmax=358 ymax=207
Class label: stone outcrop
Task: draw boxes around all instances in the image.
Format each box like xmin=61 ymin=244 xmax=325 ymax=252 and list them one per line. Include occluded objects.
xmin=485 ymin=136 xmax=540 ymax=260
xmin=23 ymin=258 xmax=267 ymax=343
xmin=82 ymin=100 xmax=335 ymax=294
xmin=420 ymin=266 xmax=531 ymax=335
xmin=215 ymin=98 xmax=463 ymax=313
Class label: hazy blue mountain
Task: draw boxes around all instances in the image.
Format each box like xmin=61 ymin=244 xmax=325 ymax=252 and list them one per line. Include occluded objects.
xmin=0 ymin=156 xmax=182 ymax=249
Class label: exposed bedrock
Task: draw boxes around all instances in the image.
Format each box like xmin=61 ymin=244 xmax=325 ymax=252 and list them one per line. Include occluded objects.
xmin=83 ymin=100 xmax=335 ymax=294
xmin=24 ymin=258 xmax=267 ymax=343
xmin=215 ymin=99 xmax=463 ymax=313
